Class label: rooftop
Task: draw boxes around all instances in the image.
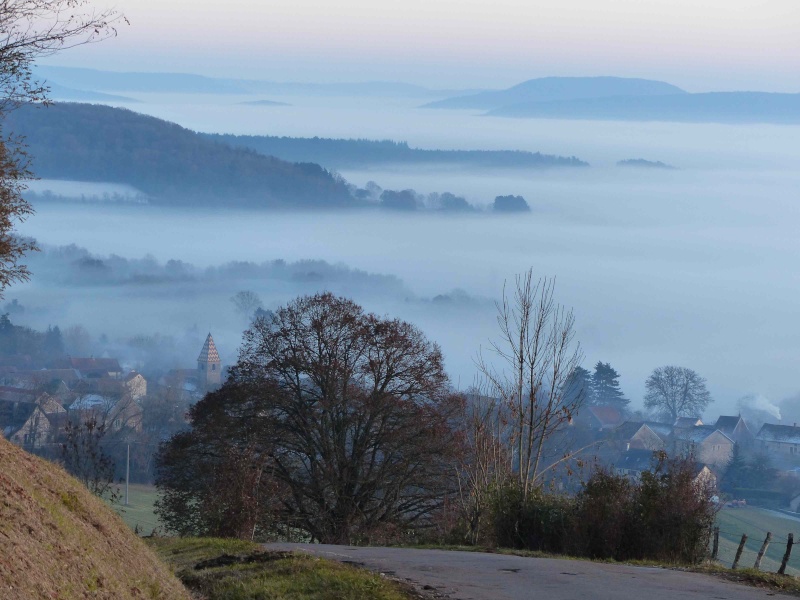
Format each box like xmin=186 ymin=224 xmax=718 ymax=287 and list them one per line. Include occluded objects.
xmin=757 ymin=423 xmax=800 ymax=444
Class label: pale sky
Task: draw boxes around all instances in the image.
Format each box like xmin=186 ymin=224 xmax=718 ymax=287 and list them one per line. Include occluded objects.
xmin=43 ymin=0 xmax=800 ymax=91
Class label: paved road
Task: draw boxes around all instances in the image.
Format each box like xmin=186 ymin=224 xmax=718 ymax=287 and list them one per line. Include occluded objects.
xmin=266 ymin=543 xmax=791 ymax=599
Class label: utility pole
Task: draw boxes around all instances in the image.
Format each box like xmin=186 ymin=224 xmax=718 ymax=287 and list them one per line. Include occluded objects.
xmin=125 ymin=443 xmax=130 ymax=506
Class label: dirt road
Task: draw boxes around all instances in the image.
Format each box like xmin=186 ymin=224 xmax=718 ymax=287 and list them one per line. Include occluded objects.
xmin=266 ymin=543 xmax=791 ymax=599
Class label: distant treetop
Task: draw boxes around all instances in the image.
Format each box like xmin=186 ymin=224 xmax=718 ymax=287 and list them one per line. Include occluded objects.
xmin=492 ymin=195 xmax=530 ymax=213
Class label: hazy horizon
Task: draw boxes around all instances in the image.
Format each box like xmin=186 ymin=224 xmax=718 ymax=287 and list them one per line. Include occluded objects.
xmin=37 ymin=0 xmax=800 ymax=93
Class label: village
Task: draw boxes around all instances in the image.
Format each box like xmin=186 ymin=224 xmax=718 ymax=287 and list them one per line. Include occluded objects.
xmin=0 ymin=331 xmax=223 ymax=482
xmin=2 ymin=318 xmax=800 ymax=511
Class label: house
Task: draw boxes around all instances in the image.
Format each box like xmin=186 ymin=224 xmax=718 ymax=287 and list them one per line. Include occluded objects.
xmin=714 ymin=415 xmax=753 ymax=447
xmin=673 ymin=416 xmax=704 ymax=429
xmin=71 ymin=372 xmax=148 ymax=403
xmin=53 ymin=357 xmax=123 ymax=379
xmin=615 ymin=449 xmax=657 ymax=479
xmin=2 ymin=393 xmax=67 ymax=449
xmin=672 ymin=426 xmax=734 ymax=467
xmin=578 ymin=405 xmax=625 ymax=432
xmin=756 ymin=424 xmax=800 ymax=457
xmin=68 ymin=394 xmax=142 ymax=432
xmin=613 ymin=421 xmax=670 ymax=451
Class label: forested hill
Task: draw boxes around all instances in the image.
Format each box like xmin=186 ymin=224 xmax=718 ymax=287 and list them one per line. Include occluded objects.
xmin=2 ymin=103 xmax=355 ymax=207
xmin=203 ymin=134 xmax=588 ymax=169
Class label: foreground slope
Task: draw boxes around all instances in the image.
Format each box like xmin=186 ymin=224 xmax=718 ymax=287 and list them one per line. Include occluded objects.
xmin=0 ymin=437 xmax=189 ymax=600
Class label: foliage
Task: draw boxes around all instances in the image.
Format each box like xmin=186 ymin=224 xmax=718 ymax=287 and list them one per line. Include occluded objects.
xmin=0 ymin=313 xmax=65 ymax=361
xmin=154 ymin=382 xmax=279 ymax=539
xmin=644 ymin=365 xmax=713 ymax=422
xmin=0 ymin=0 xmax=124 ymax=297
xmin=205 ymin=133 xmax=589 ymax=169
xmin=379 ymin=188 xmax=418 ymax=210
xmin=591 ymin=361 xmax=628 ymax=409
xmin=476 ymin=455 xmax=717 ymax=564
xmin=563 ymin=365 xmax=592 ymax=406
xmin=492 ymin=195 xmax=530 ymax=212
xmin=156 ymin=293 xmax=463 ymax=544
xmin=0 ymin=139 xmax=36 ymax=296
xmin=5 ymin=103 xmax=356 ymax=206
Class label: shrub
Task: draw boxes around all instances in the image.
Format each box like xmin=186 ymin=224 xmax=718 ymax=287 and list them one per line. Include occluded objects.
xmin=475 ymin=455 xmax=717 ymax=565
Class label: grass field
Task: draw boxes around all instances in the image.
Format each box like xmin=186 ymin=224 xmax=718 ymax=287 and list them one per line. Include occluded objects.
xmin=113 ymin=483 xmax=161 ymax=534
xmin=149 ymin=537 xmax=416 ymax=600
xmin=716 ymin=507 xmax=800 ymax=575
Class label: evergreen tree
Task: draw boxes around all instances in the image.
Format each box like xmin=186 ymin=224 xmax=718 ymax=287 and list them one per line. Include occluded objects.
xmin=721 ymin=444 xmax=747 ymax=493
xmin=591 ymin=361 xmax=629 ymax=409
xmin=43 ymin=325 xmax=65 ymax=359
xmin=563 ymin=366 xmax=593 ymax=407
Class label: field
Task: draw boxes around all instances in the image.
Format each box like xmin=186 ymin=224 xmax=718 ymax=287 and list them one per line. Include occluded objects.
xmin=113 ymin=483 xmax=161 ymax=534
xmin=715 ymin=507 xmax=800 ymax=575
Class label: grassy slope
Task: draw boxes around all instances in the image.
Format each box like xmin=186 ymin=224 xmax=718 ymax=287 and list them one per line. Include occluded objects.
xmin=0 ymin=437 xmax=189 ymax=600
xmin=716 ymin=507 xmax=800 ymax=575
xmin=150 ymin=537 xmax=416 ymax=600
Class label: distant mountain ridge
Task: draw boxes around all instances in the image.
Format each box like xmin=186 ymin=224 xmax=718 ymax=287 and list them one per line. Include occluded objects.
xmin=423 ymin=76 xmax=687 ymax=110
xmin=3 ymin=103 xmax=354 ymax=207
xmin=34 ymin=65 xmax=478 ymax=98
xmin=488 ymin=92 xmax=800 ymax=124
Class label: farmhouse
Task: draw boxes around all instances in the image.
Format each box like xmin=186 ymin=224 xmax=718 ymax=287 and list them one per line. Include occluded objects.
xmin=672 ymin=426 xmax=734 ymax=467
xmin=756 ymin=424 xmax=800 ymax=457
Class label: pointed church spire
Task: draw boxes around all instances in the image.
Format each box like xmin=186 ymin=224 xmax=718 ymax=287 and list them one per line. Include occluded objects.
xmin=197 ymin=333 xmax=220 ymax=364
xmin=197 ymin=333 xmax=221 ymax=389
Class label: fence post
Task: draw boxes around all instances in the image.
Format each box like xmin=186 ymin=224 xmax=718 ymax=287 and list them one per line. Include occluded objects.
xmin=712 ymin=527 xmax=720 ymax=560
xmin=779 ymin=533 xmax=794 ymax=575
xmin=732 ymin=534 xmax=747 ymax=570
xmin=754 ymin=532 xmax=772 ymax=570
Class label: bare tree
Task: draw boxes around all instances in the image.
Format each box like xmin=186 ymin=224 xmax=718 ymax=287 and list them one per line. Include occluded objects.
xmin=476 ymin=271 xmax=584 ymax=494
xmin=230 ymin=290 xmax=263 ymax=320
xmin=61 ymin=416 xmax=119 ymax=500
xmin=644 ymin=365 xmax=712 ymax=423
xmin=0 ymin=0 xmax=125 ymax=296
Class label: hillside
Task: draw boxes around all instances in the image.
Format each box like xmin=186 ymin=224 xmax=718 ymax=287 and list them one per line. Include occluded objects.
xmin=205 ymin=133 xmax=589 ymax=169
xmin=486 ymin=92 xmax=800 ymax=124
xmin=423 ymin=76 xmax=686 ymax=110
xmin=3 ymin=103 xmax=355 ymax=207
xmin=0 ymin=437 xmax=189 ymax=599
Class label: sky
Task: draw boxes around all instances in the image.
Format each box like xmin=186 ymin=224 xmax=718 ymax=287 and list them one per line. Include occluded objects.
xmin=42 ymin=0 xmax=800 ymax=92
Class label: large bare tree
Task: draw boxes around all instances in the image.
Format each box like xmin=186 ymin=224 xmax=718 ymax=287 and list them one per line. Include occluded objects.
xmin=644 ymin=365 xmax=712 ymax=423
xmin=476 ymin=271 xmax=584 ymax=495
xmin=0 ymin=0 xmax=124 ymax=296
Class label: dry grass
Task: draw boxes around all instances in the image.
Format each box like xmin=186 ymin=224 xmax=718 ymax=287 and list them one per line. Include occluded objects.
xmin=0 ymin=437 xmax=190 ymax=600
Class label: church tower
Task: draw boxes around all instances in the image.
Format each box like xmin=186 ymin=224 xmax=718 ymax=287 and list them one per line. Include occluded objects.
xmin=197 ymin=333 xmax=221 ymax=389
